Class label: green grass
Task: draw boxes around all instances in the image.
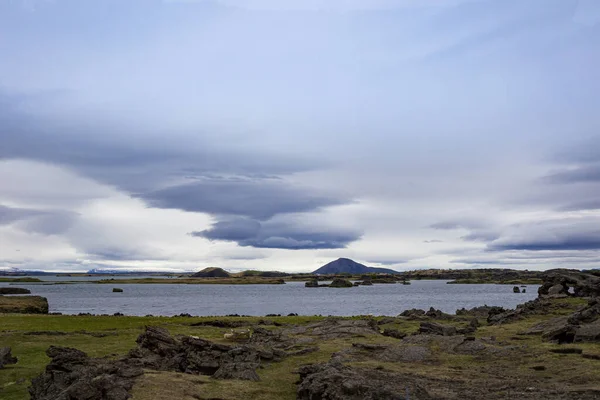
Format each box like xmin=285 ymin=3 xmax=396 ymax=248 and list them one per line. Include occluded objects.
xmin=0 ymin=278 xmax=42 ymax=283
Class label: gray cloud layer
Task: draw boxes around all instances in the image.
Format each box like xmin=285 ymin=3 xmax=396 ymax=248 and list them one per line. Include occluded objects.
xmin=192 ymin=217 xmax=362 ymax=249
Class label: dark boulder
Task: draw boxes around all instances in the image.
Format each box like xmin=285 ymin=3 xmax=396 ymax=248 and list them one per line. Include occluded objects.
xmin=513 ymin=286 xmax=521 ymax=293
xmin=29 ymin=346 xmax=143 ymax=400
xmin=112 ymin=288 xmax=124 ymax=293
xmin=0 ymin=347 xmax=18 ymax=369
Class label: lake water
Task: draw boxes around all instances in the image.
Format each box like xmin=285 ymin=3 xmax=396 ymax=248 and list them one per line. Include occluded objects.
xmin=1 ymin=279 xmax=539 ymax=316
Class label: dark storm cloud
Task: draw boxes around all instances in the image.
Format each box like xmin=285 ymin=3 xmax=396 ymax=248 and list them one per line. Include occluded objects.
xmin=0 ymin=204 xmax=76 ymax=235
xmin=191 ymin=217 xmax=362 ymax=250
xmin=140 ymin=179 xmax=347 ymax=220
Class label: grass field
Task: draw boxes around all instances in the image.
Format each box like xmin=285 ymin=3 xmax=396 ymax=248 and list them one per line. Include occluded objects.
xmin=2 ymin=297 xmax=599 ymax=400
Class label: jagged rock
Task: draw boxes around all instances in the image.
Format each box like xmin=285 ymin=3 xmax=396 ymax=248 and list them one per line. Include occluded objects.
xmin=418 ymin=322 xmax=457 ymax=336
xmin=487 ymin=299 xmax=551 ymax=325
xmin=329 ymin=278 xmax=353 ymax=288
xmin=127 ymin=326 xmax=292 ymax=381
xmin=456 ymin=305 xmax=496 ymax=318
xmin=513 ymin=286 xmax=521 ymax=293
xmin=521 ymin=299 xmax=600 ymax=343
xmin=29 ymin=346 xmax=143 ymax=400
xmin=0 ymin=347 xmax=17 ymax=369
xmin=538 ymin=270 xmax=600 ymax=298
xmin=297 ymin=361 xmax=432 ymax=400
xmin=425 ymin=307 xmax=450 ymax=319
xmin=399 ymin=308 xmax=426 ymax=319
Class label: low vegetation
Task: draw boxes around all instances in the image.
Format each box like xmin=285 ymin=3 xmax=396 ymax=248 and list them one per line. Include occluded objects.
xmin=2 ymin=296 xmax=599 ymax=400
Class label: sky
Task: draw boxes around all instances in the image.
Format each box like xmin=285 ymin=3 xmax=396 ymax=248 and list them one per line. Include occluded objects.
xmin=1 ymin=0 xmax=599 ymax=273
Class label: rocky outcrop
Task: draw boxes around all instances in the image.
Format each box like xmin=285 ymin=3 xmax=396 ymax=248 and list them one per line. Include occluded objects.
xmin=456 ymin=305 xmax=499 ymax=318
xmin=0 ymin=347 xmax=17 ymax=369
xmin=513 ymin=286 xmax=521 ymax=293
xmin=399 ymin=308 xmax=426 ymax=319
xmin=29 ymin=346 xmax=143 ymax=400
xmin=525 ymin=299 xmax=600 ymax=343
xmin=128 ymin=326 xmax=263 ymax=380
xmin=112 ymin=288 xmax=123 ymax=293
xmin=0 ymin=295 xmax=49 ymax=314
xmin=538 ymin=270 xmax=600 ymax=298
xmin=297 ymin=361 xmax=432 ymax=400
xmin=329 ymin=278 xmax=353 ymax=288
xmin=0 ymin=287 xmax=31 ymax=294
xmin=487 ymin=299 xmax=551 ymax=325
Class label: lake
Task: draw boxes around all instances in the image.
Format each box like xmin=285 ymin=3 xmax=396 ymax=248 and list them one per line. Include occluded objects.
xmin=1 ymin=279 xmax=538 ymax=316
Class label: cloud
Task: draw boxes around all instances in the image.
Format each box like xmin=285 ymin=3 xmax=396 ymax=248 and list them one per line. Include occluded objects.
xmin=460 ymin=231 xmax=500 ymax=242
xmin=558 ymin=200 xmax=600 ymax=212
xmin=544 ymin=164 xmax=600 ymax=184
xmin=487 ymin=217 xmax=600 ymax=251
xmin=191 ymin=216 xmax=362 ymax=249
xmin=140 ymin=178 xmax=348 ymax=220
xmin=429 ymin=219 xmax=487 ymax=230
xmin=0 ymin=204 xmax=77 ymax=235
xmin=423 ymin=239 xmax=444 ymax=243
xmin=0 ymin=205 xmax=43 ymax=224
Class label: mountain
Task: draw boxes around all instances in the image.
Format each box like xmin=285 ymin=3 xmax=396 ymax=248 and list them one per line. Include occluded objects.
xmin=312 ymin=258 xmax=400 ymax=275
xmin=191 ymin=267 xmax=231 ymax=278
